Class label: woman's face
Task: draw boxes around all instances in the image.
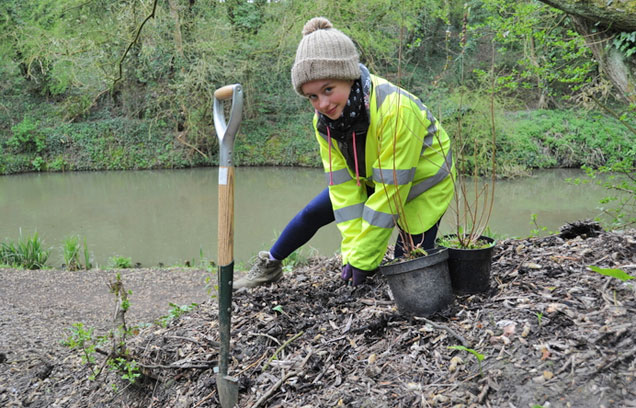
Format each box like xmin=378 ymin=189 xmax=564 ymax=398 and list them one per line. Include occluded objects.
xmin=301 ymin=79 xmax=353 ymax=120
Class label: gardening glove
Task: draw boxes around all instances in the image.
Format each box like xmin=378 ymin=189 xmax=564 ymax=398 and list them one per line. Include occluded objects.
xmin=341 ymin=264 xmax=370 ymax=286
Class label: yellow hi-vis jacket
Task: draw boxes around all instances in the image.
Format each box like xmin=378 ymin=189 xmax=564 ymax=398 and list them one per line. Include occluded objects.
xmin=313 ymin=73 xmax=455 ymax=271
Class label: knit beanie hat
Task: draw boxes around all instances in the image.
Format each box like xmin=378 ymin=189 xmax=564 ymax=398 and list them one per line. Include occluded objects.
xmin=291 ymin=17 xmax=361 ymax=96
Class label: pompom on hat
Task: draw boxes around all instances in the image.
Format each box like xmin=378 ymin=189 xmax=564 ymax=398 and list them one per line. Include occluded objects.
xmin=291 ymin=17 xmax=361 ymax=96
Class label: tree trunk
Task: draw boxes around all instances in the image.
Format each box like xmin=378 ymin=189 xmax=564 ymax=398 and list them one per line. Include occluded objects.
xmin=168 ymin=0 xmax=184 ymax=59
xmin=538 ymin=0 xmax=636 ymax=31
xmin=571 ymin=16 xmax=635 ymax=104
xmin=538 ymin=0 xmax=636 ymax=103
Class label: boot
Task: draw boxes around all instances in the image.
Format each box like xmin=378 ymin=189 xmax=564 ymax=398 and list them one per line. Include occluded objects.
xmin=233 ymin=251 xmax=283 ymax=290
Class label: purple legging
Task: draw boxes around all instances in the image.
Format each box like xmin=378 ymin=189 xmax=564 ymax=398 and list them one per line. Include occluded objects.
xmin=270 ymin=187 xmax=439 ymax=263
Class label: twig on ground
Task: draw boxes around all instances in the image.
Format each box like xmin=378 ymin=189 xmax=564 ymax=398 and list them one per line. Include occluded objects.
xmin=249 ymin=331 xmax=282 ymax=346
xmin=192 ymin=389 xmax=216 ymax=408
xmin=414 ymin=317 xmax=468 ymax=347
xmin=262 ymin=331 xmax=304 ymax=371
xmin=251 ymin=349 xmax=313 ymax=408
xmin=166 ymin=335 xmax=219 ymax=348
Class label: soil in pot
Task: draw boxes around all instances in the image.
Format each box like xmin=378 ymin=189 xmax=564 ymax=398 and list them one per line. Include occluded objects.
xmin=438 ymin=235 xmax=495 ymax=294
xmin=380 ymin=247 xmax=453 ymax=317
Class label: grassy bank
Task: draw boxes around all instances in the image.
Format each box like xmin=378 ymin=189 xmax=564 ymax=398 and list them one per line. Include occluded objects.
xmin=1 ymin=105 xmax=633 ymax=178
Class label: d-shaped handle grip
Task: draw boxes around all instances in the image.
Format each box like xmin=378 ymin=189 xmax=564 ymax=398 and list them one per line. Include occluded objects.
xmin=213 ymin=84 xmax=243 ymax=168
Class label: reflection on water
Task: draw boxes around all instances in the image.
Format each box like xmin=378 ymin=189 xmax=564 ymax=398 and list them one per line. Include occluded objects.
xmin=0 ymin=168 xmax=627 ymax=267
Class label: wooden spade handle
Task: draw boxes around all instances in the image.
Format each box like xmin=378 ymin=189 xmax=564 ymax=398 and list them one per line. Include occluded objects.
xmin=217 ymin=166 xmax=234 ymax=266
xmin=214 ymin=85 xmax=235 ymax=101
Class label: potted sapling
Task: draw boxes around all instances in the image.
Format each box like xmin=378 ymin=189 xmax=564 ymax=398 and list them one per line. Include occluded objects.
xmin=436 ymin=39 xmax=499 ymax=295
xmin=375 ymin=90 xmax=457 ymax=317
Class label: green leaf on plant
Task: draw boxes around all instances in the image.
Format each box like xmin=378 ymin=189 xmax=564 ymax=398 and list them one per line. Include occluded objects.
xmin=272 ymin=305 xmax=284 ymax=313
xmin=448 ymin=345 xmax=485 ymax=362
xmin=588 ymin=266 xmax=634 ymax=282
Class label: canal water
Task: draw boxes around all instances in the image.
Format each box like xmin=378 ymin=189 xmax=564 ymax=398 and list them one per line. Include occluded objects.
xmin=0 ymin=167 xmax=626 ymax=268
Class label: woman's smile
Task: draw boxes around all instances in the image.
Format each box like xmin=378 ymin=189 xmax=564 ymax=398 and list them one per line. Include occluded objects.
xmin=301 ymin=79 xmax=353 ymax=120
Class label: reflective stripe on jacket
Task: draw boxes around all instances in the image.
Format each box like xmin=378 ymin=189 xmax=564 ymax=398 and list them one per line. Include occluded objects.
xmin=313 ymin=74 xmax=455 ymax=271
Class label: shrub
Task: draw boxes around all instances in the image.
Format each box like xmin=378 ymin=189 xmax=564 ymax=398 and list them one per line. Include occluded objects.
xmin=7 ymin=117 xmax=46 ymax=154
xmin=62 ymin=235 xmax=92 ymax=270
xmin=108 ymin=256 xmax=132 ymax=269
xmin=0 ymin=231 xmax=49 ymax=269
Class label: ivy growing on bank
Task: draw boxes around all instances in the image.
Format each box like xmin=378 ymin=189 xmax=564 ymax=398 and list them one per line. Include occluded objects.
xmin=0 ymin=0 xmax=634 ymax=177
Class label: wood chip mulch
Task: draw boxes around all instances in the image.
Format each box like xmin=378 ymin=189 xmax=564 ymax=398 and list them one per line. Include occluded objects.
xmin=2 ymin=224 xmax=635 ymax=408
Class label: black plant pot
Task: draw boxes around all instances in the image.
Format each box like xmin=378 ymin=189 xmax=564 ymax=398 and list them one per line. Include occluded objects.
xmin=380 ymin=247 xmax=453 ymax=317
xmin=439 ymin=235 xmax=495 ymax=295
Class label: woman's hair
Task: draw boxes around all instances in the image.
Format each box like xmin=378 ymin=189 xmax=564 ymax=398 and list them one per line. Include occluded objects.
xmin=291 ymin=17 xmax=360 ymax=96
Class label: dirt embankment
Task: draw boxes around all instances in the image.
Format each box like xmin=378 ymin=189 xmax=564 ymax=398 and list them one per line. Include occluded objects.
xmin=1 ymin=226 xmax=635 ymax=407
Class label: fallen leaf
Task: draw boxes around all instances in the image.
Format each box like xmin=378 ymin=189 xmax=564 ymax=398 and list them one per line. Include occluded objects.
xmin=433 ymin=394 xmax=449 ymax=404
xmin=503 ymin=323 xmax=516 ymax=337
xmin=532 ymin=375 xmax=546 ymax=383
xmin=406 ymin=382 xmax=420 ymax=391
xmin=521 ymin=324 xmax=531 ymax=337
xmin=540 ymin=347 xmax=551 ymax=360
xmin=523 ymin=262 xmax=542 ymax=270
xmin=489 ymin=335 xmax=511 ymax=345
xmin=449 ymin=356 xmax=463 ymax=372
xmin=546 ymin=303 xmax=563 ymax=314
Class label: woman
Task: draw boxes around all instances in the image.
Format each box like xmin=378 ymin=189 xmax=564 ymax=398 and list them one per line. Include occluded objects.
xmin=234 ymin=17 xmax=454 ymax=289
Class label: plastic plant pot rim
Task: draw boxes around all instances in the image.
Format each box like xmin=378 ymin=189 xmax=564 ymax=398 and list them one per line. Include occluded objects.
xmin=380 ymin=247 xmax=449 ymax=277
xmin=437 ymin=234 xmax=496 ymax=251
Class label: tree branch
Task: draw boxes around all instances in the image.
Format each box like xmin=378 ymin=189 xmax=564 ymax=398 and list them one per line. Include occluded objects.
xmin=112 ymin=0 xmax=159 ymax=89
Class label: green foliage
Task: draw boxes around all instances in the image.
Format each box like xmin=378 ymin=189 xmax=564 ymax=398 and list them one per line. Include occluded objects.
xmin=408 ymin=247 xmax=429 ymax=258
xmin=0 ymin=231 xmax=49 ymax=269
xmin=7 ymin=117 xmax=46 ymax=154
xmin=437 ymin=235 xmax=493 ymax=249
xmin=235 ymin=114 xmax=319 ymax=167
xmin=63 ymin=235 xmax=92 ymax=270
xmin=0 ymin=0 xmax=632 ymax=176
xmin=62 ymin=322 xmax=102 ymax=369
xmin=31 ymin=156 xmax=45 ymax=171
xmin=272 ymin=305 xmax=284 ymax=314
xmin=591 ymin=161 xmax=635 ymax=228
xmin=108 ymin=256 xmax=132 ymax=269
xmin=506 ymin=110 xmax=635 ymax=170
xmin=157 ymin=302 xmax=198 ymax=327
xmin=63 ymin=321 xmax=141 ymax=384
xmin=48 ymin=156 xmax=69 ymax=172
xmin=63 ymin=235 xmax=81 ymax=271
xmin=281 ymin=247 xmax=316 ymax=274
xmin=448 ymin=345 xmax=485 ymax=361
xmin=108 ymin=357 xmax=142 ymax=384
xmin=438 ymin=88 xmax=505 ymax=176
xmin=589 ymin=266 xmax=634 ymax=282
xmin=473 ymin=0 xmax=596 ymax=103
xmin=568 ymin=160 xmax=636 ymax=228
xmin=613 ymin=31 xmax=636 ymax=58
xmin=528 ymin=214 xmax=555 ymax=237
xmin=448 ymin=345 xmax=485 ymax=373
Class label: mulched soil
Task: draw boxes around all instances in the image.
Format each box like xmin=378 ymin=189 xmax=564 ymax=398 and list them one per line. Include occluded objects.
xmin=1 ymin=224 xmax=635 ymax=408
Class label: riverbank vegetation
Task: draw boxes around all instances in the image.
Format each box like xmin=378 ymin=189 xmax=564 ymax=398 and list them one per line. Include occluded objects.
xmin=1 ymin=0 xmax=634 ymax=177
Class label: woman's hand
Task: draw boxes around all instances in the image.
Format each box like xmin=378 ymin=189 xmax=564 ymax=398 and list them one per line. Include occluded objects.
xmin=341 ymin=264 xmax=372 ymax=286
